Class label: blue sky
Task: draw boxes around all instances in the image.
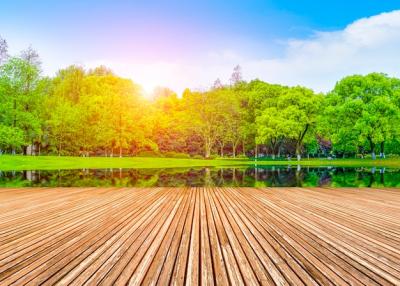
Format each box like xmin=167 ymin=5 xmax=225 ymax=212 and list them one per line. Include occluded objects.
xmin=1 ymin=1 xmax=400 ymax=94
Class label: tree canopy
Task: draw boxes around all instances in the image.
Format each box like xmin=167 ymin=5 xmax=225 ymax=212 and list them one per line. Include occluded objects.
xmin=1 ymin=36 xmax=400 ymax=159
xmin=322 ymin=73 xmax=400 ymax=158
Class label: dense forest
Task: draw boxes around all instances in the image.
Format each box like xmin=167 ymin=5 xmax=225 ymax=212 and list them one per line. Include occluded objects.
xmin=1 ymin=36 xmax=400 ymax=160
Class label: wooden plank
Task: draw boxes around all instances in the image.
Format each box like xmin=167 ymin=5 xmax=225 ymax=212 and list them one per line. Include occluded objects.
xmin=248 ymin=187 xmax=400 ymax=285
xmin=0 ymin=187 xmax=398 ymax=285
xmin=140 ymin=188 xmax=192 ymax=285
xmin=169 ymin=187 xmax=197 ymax=285
xmin=220 ymin=187 xmax=313 ymax=286
xmin=22 ymin=188 xmax=167 ymax=285
xmin=204 ymin=188 xmax=244 ymax=285
xmin=199 ymin=188 xmax=214 ymax=286
xmin=186 ymin=187 xmax=201 ymax=285
xmin=211 ymin=188 xmax=279 ymax=285
xmin=208 ymin=188 xmax=261 ymax=284
xmin=61 ymin=189 xmax=181 ymax=285
xmin=229 ymin=188 xmax=381 ymax=285
xmin=202 ymin=187 xmax=230 ymax=285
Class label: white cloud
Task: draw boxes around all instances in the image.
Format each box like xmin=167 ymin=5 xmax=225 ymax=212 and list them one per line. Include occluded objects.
xmin=244 ymin=10 xmax=400 ymax=92
xmin=35 ymin=10 xmax=400 ymax=95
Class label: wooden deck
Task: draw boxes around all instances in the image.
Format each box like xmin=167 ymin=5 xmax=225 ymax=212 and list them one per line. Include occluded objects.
xmin=0 ymin=187 xmax=399 ymax=285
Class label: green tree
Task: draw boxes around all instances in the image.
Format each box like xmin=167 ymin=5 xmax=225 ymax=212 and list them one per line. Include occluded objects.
xmin=324 ymin=73 xmax=400 ymax=159
xmin=46 ymin=98 xmax=78 ymax=155
xmin=212 ymin=88 xmax=245 ymax=157
xmin=110 ymin=77 xmax=146 ymax=157
xmin=256 ymin=107 xmax=286 ymax=159
xmin=256 ymin=86 xmax=322 ymax=160
xmin=0 ymin=56 xmax=43 ymax=154
xmin=283 ymin=87 xmax=322 ymax=160
xmin=0 ymin=125 xmax=24 ymax=154
xmin=242 ymin=80 xmax=288 ymax=157
xmin=183 ymin=89 xmax=227 ymax=158
xmin=149 ymin=88 xmax=188 ymax=153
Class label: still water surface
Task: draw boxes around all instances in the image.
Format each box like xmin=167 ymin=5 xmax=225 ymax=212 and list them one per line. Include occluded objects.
xmin=0 ymin=166 xmax=399 ymax=187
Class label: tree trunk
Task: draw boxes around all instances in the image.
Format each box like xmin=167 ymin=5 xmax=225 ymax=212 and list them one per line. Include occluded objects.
xmin=203 ymin=136 xmax=213 ymax=158
xmin=119 ymin=146 xmax=122 ymax=158
xmin=296 ymin=124 xmax=309 ymax=161
xmin=205 ymin=145 xmax=209 ymax=158
xmin=296 ymin=144 xmax=301 ymax=161
xmin=380 ymin=141 xmax=385 ymax=159
xmin=232 ymin=143 xmax=238 ymax=158
xmin=219 ymin=143 xmax=224 ymax=157
xmin=270 ymin=140 xmax=276 ymax=160
xmin=369 ymin=139 xmax=376 ymax=160
xmin=272 ymin=138 xmax=282 ymax=160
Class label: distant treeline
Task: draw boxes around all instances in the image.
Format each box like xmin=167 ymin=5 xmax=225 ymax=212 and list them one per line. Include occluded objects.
xmin=1 ymin=36 xmax=400 ymax=159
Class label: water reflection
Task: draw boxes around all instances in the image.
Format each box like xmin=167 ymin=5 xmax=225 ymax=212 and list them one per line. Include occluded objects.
xmin=0 ymin=166 xmax=399 ymax=188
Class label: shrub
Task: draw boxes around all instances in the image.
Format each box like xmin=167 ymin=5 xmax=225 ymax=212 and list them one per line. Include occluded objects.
xmin=163 ymin=151 xmax=191 ymax=159
xmin=206 ymin=155 xmax=218 ymax=160
xmin=387 ymin=154 xmax=400 ymax=158
xmin=192 ymin=154 xmax=204 ymax=159
xmin=136 ymin=150 xmax=163 ymax=157
xmin=235 ymin=154 xmax=248 ymax=159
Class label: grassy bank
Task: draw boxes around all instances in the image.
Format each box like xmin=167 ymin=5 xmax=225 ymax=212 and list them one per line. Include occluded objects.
xmin=0 ymin=155 xmax=248 ymax=171
xmin=1 ymin=155 xmax=400 ymax=171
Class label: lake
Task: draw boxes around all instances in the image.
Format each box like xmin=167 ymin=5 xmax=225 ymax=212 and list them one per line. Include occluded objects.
xmin=1 ymin=166 xmax=399 ymax=187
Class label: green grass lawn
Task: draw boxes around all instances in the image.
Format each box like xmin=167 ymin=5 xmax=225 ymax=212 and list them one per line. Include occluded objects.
xmin=1 ymin=155 xmax=400 ymax=170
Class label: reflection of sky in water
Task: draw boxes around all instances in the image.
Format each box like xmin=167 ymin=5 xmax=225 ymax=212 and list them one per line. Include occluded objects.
xmin=0 ymin=167 xmax=399 ymax=188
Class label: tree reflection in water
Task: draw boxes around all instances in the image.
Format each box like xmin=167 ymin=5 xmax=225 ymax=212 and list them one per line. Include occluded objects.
xmin=0 ymin=167 xmax=399 ymax=188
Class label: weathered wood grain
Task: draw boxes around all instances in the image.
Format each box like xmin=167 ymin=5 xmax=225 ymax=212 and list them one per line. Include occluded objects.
xmin=0 ymin=187 xmax=399 ymax=285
